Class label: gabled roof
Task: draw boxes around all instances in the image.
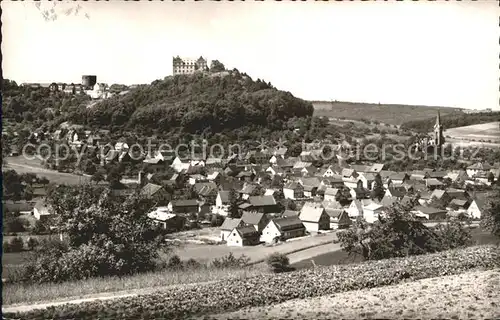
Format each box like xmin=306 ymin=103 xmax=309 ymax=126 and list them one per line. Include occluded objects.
xmin=386 ymin=187 xmax=405 ymax=198
xmin=467 ymin=162 xmax=493 ymax=170
xmin=341 ymin=168 xmax=356 ymax=178
xmin=299 ymin=203 xmax=326 ymax=222
xmin=324 ymin=187 xmax=339 ymax=196
xmin=241 ymin=211 xmax=266 ymax=225
xmin=170 ymin=199 xmax=199 ymax=207
xmin=300 ymin=177 xmax=321 ymax=188
xmin=234 ymin=225 xmax=260 ymax=237
xmin=240 ymin=184 xmax=258 ymax=194
xmin=413 ymin=206 xmax=447 ymax=214
xmin=448 ymin=198 xmax=468 ymax=207
xmin=273 ymin=216 xmax=305 ymax=232
xmin=326 ymin=209 xmax=347 ymax=219
xmin=248 ymin=195 xmax=276 ymax=207
xmin=322 ymin=200 xmax=343 ymax=210
xmin=220 ymin=218 xmax=243 ymax=231
xmin=218 ymin=191 xmax=230 ymax=203
xmin=284 ymin=181 xmax=303 ymax=190
xmin=426 ymin=178 xmax=444 ymax=186
xmin=293 ymin=161 xmax=313 ymax=169
xmin=363 ymin=202 xmax=384 ymax=211
xmin=141 ymin=183 xmax=163 ymax=196
xmin=428 ymin=171 xmax=447 ymax=178
xmin=381 ymin=195 xmax=396 ymax=207
xmin=194 ymin=182 xmax=217 ymax=194
xmin=430 ymin=189 xmax=447 ymax=200
xmin=369 ymin=163 xmax=385 ymax=173
xmin=282 ymin=210 xmax=299 ymax=217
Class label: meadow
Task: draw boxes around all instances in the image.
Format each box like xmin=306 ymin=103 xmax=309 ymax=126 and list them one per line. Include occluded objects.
xmin=444 ymin=121 xmax=500 ymax=143
xmin=313 ymin=100 xmax=462 ymax=125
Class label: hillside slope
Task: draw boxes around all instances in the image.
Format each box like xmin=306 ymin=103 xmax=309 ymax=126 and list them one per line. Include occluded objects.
xmin=70 ymin=71 xmax=314 ymax=134
xmin=444 ymin=121 xmax=500 ymax=143
xmin=312 ymin=100 xmax=462 ymax=125
xmin=213 ymin=268 xmax=500 ymax=319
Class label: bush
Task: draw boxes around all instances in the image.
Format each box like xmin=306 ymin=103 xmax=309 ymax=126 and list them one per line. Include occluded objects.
xmin=26 ymin=237 xmax=39 ymax=251
xmin=7 ymin=245 xmax=499 ymax=319
xmin=3 ymin=241 xmax=12 ymax=253
xmin=184 ymin=258 xmax=202 ymax=269
xmin=9 ymin=237 xmax=24 ymax=253
xmin=266 ymin=253 xmax=293 ymax=273
xmin=211 ymin=253 xmax=249 ymax=269
xmin=167 ymin=255 xmax=183 ymax=270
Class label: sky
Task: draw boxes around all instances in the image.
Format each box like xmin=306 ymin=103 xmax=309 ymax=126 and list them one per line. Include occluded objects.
xmin=2 ymin=0 xmax=498 ymax=110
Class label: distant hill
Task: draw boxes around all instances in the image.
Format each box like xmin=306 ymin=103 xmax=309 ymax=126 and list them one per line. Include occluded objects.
xmin=444 ymin=121 xmax=500 ymax=143
xmin=71 ymin=70 xmax=314 ymax=135
xmin=401 ymin=111 xmax=500 ymax=133
xmin=312 ymin=100 xmax=463 ymax=125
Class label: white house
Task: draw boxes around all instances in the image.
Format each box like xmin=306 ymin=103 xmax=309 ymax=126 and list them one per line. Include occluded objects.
xmin=33 ymin=201 xmax=52 ymax=222
xmin=260 ymin=216 xmax=306 ymax=244
xmin=171 ymin=156 xmax=191 ymax=173
xmin=466 ymin=199 xmax=485 ymax=220
xmin=347 ymin=200 xmax=363 ymax=218
xmin=324 ymin=187 xmax=340 ymax=202
xmin=219 ymin=217 xmax=244 ymax=241
xmin=226 ymin=225 xmax=261 ymax=247
xmin=322 ymin=166 xmax=337 ymax=178
xmin=283 ymin=181 xmax=304 ymax=200
xmin=299 ymin=203 xmax=330 ymax=233
xmin=362 ymin=202 xmax=385 ymax=223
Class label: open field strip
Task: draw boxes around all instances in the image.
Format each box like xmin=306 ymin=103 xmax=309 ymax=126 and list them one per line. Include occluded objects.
xmin=212 ymin=268 xmax=500 ymax=319
xmin=3 ymin=245 xmax=498 ymax=319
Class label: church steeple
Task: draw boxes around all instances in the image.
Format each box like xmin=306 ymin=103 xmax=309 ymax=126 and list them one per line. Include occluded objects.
xmin=433 ymin=111 xmax=444 ymax=148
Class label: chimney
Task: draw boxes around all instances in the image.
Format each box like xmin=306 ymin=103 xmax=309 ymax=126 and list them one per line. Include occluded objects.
xmin=138 ymin=170 xmax=145 ymax=185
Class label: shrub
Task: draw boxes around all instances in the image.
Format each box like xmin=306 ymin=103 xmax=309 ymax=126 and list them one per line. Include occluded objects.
xmin=184 ymin=258 xmax=202 ymax=270
xmin=167 ymin=255 xmax=183 ymax=270
xmin=9 ymin=237 xmax=24 ymax=253
xmin=26 ymin=237 xmax=39 ymax=251
xmin=211 ymin=253 xmax=249 ymax=269
xmin=3 ymin=241 xmax=12 ymax=253
xmin=266 ymin=253 xmax=293 ymax=273
xmin=6 ymin=245 xmax=499 ymax=319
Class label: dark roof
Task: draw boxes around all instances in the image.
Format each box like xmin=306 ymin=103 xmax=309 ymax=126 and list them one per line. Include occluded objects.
xmin=170 ymin=199 xmax=199 ymax=207
xmin=273 ymin=216 xmax=305 ymax=232
xmin=414 ymin=206 xmax=447 ymax=214
xmin=248 ymin=195 xmax=276 ymax=207
xmin=220 ymin=218 xmax=243 ymax=231
xmin=235 ymin=225 xmax=260 ymax=237
xmin=141 ymin=183 xmax=163 ymax=196
xmin=241 ymin=211 xmax=266 ymax=225
xmin=282 ymin=210 xmax=299 ymax=217
xmin=218 ymin=191 xmax=230 ymax=203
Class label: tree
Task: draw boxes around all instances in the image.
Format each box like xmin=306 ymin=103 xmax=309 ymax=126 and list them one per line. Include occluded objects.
xmin=91 ymin=169 xmax=105 ymax=184
xmin=481 ymin=189 xmax=500 ymax=240
xmin=371 ymin=173 xmax=385 ymax=201
xmin=4 ymin=216 xmax=26 ymax=233
xmin=210 ymin=60 xmax=226 ymax=73
xmin=27 ymin=237 xmax=39 ymax=251
xmin=22 ymin=184 xmax=167 ymax=283
xmin=9 ymin=237 xmax=24 ymax=253
xmin=337 ymin=198 xmax=471 ymax=261
xmin=487 ymin=172 xmax=495 ymax=183
xmin=266 ymin=253 xmax=293 ymax=273
xmin=228 ymin=188 xmax=240 ymax=218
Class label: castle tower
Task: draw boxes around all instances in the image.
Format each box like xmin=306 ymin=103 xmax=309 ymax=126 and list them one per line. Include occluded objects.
xmin=433 ymin=111 xmax=444 ymax=149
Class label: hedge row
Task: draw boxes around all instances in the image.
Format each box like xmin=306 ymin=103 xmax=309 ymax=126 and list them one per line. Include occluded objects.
xmin=6 ymin=245 xmax=500 ymax=320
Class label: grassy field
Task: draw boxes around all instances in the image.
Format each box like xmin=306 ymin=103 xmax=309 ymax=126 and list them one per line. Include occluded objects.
xmin=444 ymin=121 xmax=500 ymax=143
xmin=291 ymin=226 xmax=497 ymax=270
xmin=3 ymin=265 xmax=269 ymax=306
xmin=3 ymin=156 xmax=89 ymax=185
xmin=214 ymin=268 xmax=500 ymax=319
xmin=313 ymin=100 xmax=462 ymax=125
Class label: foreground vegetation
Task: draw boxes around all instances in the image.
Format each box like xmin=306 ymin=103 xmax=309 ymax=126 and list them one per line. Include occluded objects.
xmin=3 ymin=262 xmax=265 ymax=306
xmin=213 ymin=268 xmax=500 ymax=319
xmin=5 ymin=245 xmax=499 ymax=319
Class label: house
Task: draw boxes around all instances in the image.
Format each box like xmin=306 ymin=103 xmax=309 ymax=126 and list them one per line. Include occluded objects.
xmin=140 ymin=183 xmax=170 ymax=204
xmin=247 ymin=195 xmax=279 ymax=214
xmin=216 ymin=190 xmax=230 ymax=208
xmin=303 ymin=185 xmax=318 ymax=198
xmin=445 ymin=188 xmax=469 ymax=201
xmin=321 ymin=166 xmax=338 ymax=177
xmin=326 ymin=209 xmax=351 ymax=229
xmin=299 ymin=203 xmax=330 ymax=232
xmin=426 ymin=178 xmax=444 ymax=190
xmin=386 ymin=173 xmax=410 ymax=187
xmin=410 ymin=171 xmax=428 ymax=181
xmin=266 ymin=166 xmax=285 ymax=177
xmin=466 ymin=198 xmax=485 ymax=220
xmin=467 ymin=162 xmax=493 ymax=178
xmin=349 ymin=187 xmax=370 ymax=200
xmin=446 ymin=199 xmax=469 ymax=212
xmin=324 ymin=188 xmax=340 ymax=202
xmin=445 ymin=171 xmax=468 ymax=184
xmin=33 ymin=201 xmax=52 ymax=222
xmin=260 ymin=216 xmax=306 ymax=244
xmin=368 ymin=163 xmax=385 ymax=173
xmin=384 ymin=186 xmax=406 ymax=199
xmin=362 ymin=202 xmax=385 ymax=223
xmin=350 ymin=164 xmax=371 ymax=173
xmin=239 ymin=183 xmax=259 ymax=200
xmin=412 ymin=206 xmax=448 ymax=220
xmin=347 ymin=199 xmax=363 ymax=218
xmin=114 ymin=142 xmax=129 ymax=152
xmin=220 ymin=217 xmax=244 ymax=241
xmin=195 ymin=182 xmax=218 ymax=203
xmin=282 ymin=210 xmax=300 ymax=217
xmin=154 ymin=150 xmax=175 ymax=163
xmin=171 ymin=156 xmax=191 ymax=173
xmin=147 ymin=207 xmax=187 ymax=231
xmin=226 ymin=225 xmax=261 ymax=247
xmin=241 ymin=211 xmax=269 ymax=232
xmin=167 ymin=199 xmax=199 ymax=214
